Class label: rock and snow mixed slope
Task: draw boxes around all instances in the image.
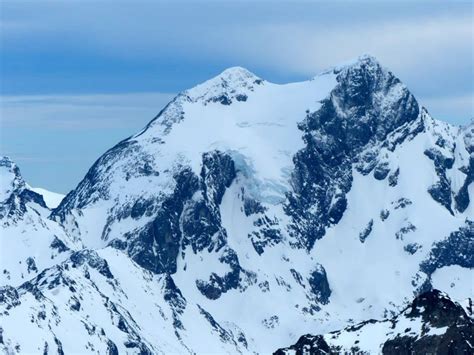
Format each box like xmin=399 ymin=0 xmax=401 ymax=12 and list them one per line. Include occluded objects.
xmin=1 ymin=55 xmax=472 ymax=354
xmin=28 ymin=187 xmax=64 ymax=209
xmin=0 ymin=157 xmax=76 ymax=287
xmin=275 ymin=289 xmax=474 ymax=354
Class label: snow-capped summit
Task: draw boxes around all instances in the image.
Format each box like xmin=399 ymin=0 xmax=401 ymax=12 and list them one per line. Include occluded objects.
xmin=188 ymin=66 xmax=262 ymax=97
xmin=1 ymin=56 xmax=472 ymax=354
xmin=185 ymin=66 xmax=263 ymax=105
xmin=0 ymin=156 xmax=47 ymax=221
xmin=0 ymin=156 xmax=26 ymax=203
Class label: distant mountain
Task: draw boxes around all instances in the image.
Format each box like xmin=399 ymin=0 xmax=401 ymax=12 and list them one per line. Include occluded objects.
xmin=0 ymin=157 xmax=76 ymax=287
xmin=1 ymin=55 xmax=472 ymax=354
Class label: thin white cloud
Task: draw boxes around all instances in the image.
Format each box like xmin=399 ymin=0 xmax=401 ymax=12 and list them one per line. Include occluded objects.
xmin=2 ymin=3 xmax=471 ymax=77
xmin=0 ymin=92 xmax=174 ymax=129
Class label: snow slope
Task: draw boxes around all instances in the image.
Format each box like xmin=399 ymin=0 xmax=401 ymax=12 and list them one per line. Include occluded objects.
xmin=29 ymin=187 xmax=65 ymax=209
xmin=1 ymin=55 xmax=472 ymax=354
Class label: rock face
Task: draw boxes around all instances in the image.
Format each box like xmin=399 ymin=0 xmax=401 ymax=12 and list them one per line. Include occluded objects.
xmin=1 ymin=56 xmax=472 ymax=354
xmin=274 ymin=290 xmax=474 ymax=355
xmin=286 ymin=56 xmax=419 ymax=249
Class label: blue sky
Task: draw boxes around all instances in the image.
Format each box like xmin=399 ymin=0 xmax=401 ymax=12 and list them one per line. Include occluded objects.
xmin=1 ymin=0 xmax=473 ymax=193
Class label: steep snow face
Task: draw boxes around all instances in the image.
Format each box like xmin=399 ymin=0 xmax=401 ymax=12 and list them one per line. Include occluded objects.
xmin=2 ymin=56 xmax=473 ymax=353
xmin=0 ymin=157 xmax=77 ymax=286
xmin=52 ymin=65 xmax=338 ymax=246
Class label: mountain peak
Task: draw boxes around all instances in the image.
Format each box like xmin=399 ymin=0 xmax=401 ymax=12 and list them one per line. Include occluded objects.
xmin=185 ymin=66 xmax=263 ymax=105
xmin=0 ymin=156 xmax=25 ymax=203
xmin=332 ymin=54 xmax=382 ymax=73
xmin=217 ymin=66 xmax=258 ymax=81
xmin=0 ymin=156 xmax=17 ymax=172
xmin=355 ymin=53 xmax=380 ymax=65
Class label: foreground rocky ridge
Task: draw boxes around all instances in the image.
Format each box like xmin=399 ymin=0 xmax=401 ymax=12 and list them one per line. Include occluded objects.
xmin=1 ymin=56 xmax=472 ymax=353
xmin=275 ymin=290 xmax=474 ymax=355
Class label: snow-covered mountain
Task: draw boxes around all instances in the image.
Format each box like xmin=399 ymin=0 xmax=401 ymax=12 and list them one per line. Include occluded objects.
xmin=1 ymin=55 xmax=472 ymax=354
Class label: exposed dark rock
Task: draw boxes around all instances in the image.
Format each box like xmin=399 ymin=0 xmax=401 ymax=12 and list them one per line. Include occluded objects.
xmin=248 ymin=215 xmax=282 ymax=255
xmin=374 ymin=162 xmax=390 ymax=180
xmin=262 ymin=315 xmax=279 ymax=329
xmin=308 ymin=265 xmax=331 ymax=305
xmin=196 ymin=248 xmax=256 ymax=300
xmin=54 ymin=337 xmax=64 ymax=355
xmin=424 ymin=148 xmax=454 ymax=170
xmin=212 ymin=94 xmax=232 ymax=105
xmin=455 ymin=156 xmax=473 ymax=213
xmin=383 ymin=290 xmax=474 ymax=355
xmin=428 ymin=179 xmax=454 ymax=214
xmin=380 ymin=209 xmax=390 ymax=221
xmin=198 ymin=305 xmax=237 ymax=345
xmin=200 ymin=151 xmax=236 ymax=205
xmin=50 ymin=236 xmax=69 ymax=253
xmin=235 ymin=94 xmax=248 ymax=102
xmin=69 ymin=297 xmax=81 ymax=311
xmin=0 ymin=286 xmax=20 ymax=310
xmin=404 ymin=243 xmax=421 ymax=255
xmin=274 ymin=335 xmax=332 ymax=355
xmin=359 ymin=219 xmax=373 ymax=243
xmin=70 ymin=250 xmax=114 ymax=279
xmin=26 ymin=257 xmax=38 ymax=273
xmin=161 ymin=275 xmax=187 ymax=333
xmin=106 ymin=340 xmax=119 ymax=355
xmin=395 ymin=223 xmax=416 ymax=240
xmin=120 ymin=151 xmax=236 ymax=274
xmin=290 ymin=269 xmax=305 ymax=288
xmin=424 ymin=148 xmax=455 ymax=214
xmin=126 ymin=168 xmax=199 ymax=274
xmin=420 ymin=221 xmax=474 ymax=276
xmin=392 ymin=197 xmax=412 ymax=209
xmin=388 ymin=168 xmax=399 ymax=187
xmin=242 ymin=197 xmax=266 ymax=216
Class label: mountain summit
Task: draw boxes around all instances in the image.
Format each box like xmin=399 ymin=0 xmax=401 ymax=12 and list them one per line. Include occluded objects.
xmin=1 ymin=56 xmax=472 ymax=354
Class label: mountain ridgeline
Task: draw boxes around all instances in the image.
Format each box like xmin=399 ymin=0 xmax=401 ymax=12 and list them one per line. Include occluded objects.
xmin=1 ymin=55 xmax=472 ymax=354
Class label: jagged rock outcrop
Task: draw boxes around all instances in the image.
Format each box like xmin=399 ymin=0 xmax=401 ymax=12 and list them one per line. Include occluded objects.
xmin=275 ymin=290 xmax=474 ymax=355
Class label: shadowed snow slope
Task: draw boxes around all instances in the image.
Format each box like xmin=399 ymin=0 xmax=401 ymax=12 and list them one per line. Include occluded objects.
xmin=1 ymin=55 xmax=472 ymax=354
